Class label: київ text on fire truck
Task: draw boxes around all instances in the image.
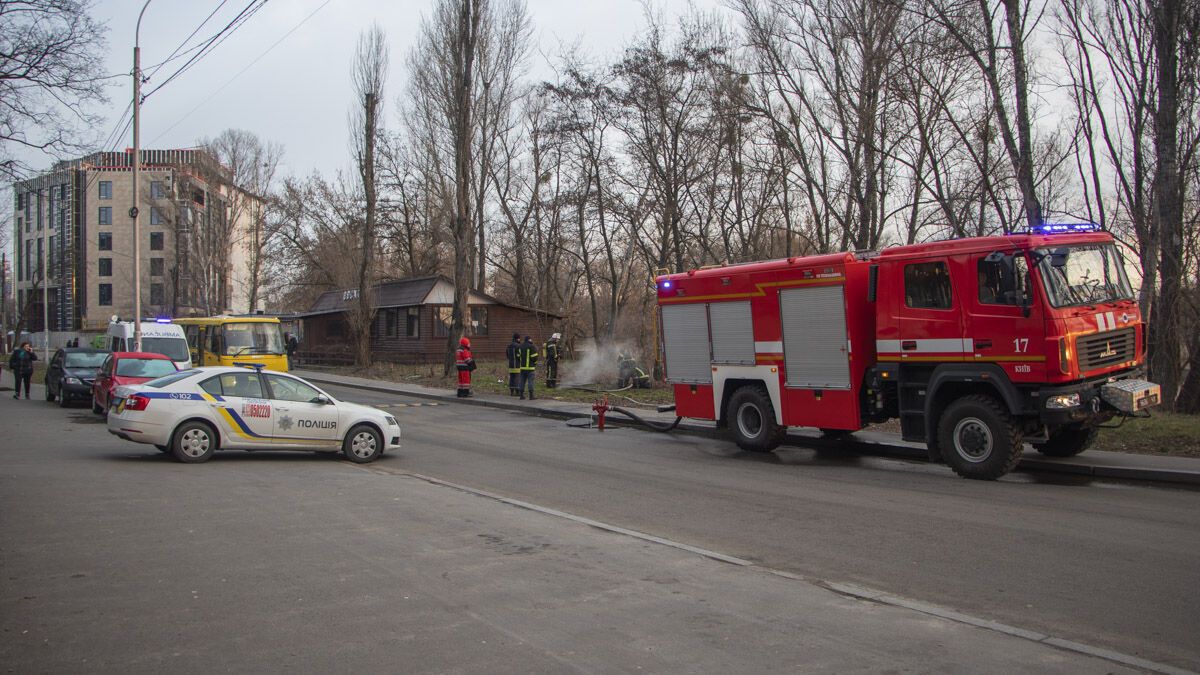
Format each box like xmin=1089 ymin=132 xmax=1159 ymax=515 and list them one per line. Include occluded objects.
xmin=655 ymin=224 xmax=1161 ymax=480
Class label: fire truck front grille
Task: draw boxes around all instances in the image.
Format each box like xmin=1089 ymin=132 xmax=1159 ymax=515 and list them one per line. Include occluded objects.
xmin=1077 ymin=328 xmax=1135 ymax=372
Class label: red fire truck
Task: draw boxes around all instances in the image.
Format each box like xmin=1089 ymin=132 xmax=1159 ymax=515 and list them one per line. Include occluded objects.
xmin=655 ymin=224 xmax=1162 ymax=480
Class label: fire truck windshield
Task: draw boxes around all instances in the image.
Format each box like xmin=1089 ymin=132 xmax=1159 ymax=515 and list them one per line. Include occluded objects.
xmin=1035 ymin=243 xmax=1134 ymax=308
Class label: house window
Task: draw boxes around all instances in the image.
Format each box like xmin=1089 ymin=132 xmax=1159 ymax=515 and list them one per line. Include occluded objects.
xmin=385 ymin=309 xmax=399 ymax=338
xmin=150 ymin=207 xmax=163 ymax=225
xmin=99 ymin=232 xmax=112 ymax=250
xmin=150 ymin=283 xmax=164 ymax=305
xmin=470 ymin=307 xmax=489 ymax=336
xmin=406 ymin=307 xmax=420 ymax=338
xmin=99 ymin=284 xmax=112 ymax=306
xmin=434 ymin=307 xmax=452 ymax=337
xmin=99 ymin=258 xmax=112 ymax=277
xmin=150 ymin=232 xmax=164 ymax=251
xmin=150 ymin=257 xmax=164 ymax=276
xmin=98 ymin=206 xmax=112 ymax=225
xmin=99 ymin=181 xmax=112 ymax=199
xmin=151 ymin=180 xmax=164 ymax=199
xmin=904 ymin=262 xmax=953 ymax=310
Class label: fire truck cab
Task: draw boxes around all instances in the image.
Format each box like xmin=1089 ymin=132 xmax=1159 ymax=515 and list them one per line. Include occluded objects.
xmin=655 ymin=225 xmax=1161 ymax=480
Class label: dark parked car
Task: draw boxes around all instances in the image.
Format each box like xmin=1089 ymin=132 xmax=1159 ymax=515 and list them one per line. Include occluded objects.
xmin=44 ymin=348 xmax=110 ymax=407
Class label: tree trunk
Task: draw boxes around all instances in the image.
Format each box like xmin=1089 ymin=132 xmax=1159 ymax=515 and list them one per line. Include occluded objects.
xmin=355 ymin=91 xmax=379 ymax=368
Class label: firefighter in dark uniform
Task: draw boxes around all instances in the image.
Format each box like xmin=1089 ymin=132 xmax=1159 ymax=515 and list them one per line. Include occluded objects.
xmin=455 ymin=337 xmax=475 ymax=398
xmin=518 ymin=335 xmax=539 ymax=400
xmin=505 ymin=332 xmax=521 ymax=396
xmin=617 ymin=350 xmax=651 ymax=388
xmin=543 ymin=333 xmax=561 ymax=389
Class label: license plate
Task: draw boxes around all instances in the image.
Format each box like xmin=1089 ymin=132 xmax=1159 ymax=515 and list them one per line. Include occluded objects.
xmin=1100 ymin=380 xmax=1162 ymax=413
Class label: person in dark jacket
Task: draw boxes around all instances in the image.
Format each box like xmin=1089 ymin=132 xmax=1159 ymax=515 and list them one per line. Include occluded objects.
xmin=505 ymin=332 xmax=521 ymax=396
xmin=543 ymin=333 xmax=561 ymax=389
xmin=9 ymin=342 xmax=37 ymax=399
xmin=517 ymin=335 xmax=539 ymax=400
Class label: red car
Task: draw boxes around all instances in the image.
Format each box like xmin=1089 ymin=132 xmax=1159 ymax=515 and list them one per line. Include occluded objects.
xmin=92 ymin=352 xmax=179 ymax=415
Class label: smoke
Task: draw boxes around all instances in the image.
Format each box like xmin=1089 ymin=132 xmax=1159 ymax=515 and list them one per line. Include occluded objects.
xmin=559 ymin=341 xmax=640 ymax=388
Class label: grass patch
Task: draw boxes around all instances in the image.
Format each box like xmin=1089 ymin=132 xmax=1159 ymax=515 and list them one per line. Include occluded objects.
xmin=1092 ymin=412 xmax=1200 ymax=458
xmin=335 ymin=359 xmax=676 ymax=408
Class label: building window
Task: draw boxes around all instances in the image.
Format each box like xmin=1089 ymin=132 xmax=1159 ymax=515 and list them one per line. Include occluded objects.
xmin=98 ymin=206 xmax=112 ymax=225
xmin=99 ymin=284 xmax=112 ymax=306
xmin=150 ymin=257 xmax=164 ymax=276
xmin=150 ymin=232 xmax=163 ymax=251
xmin=99 ymin=258 xmax=112 ymax=277
xmin=406 ymin=307 xmax=420 ymax=338
xmin=48 ymin=235 xmax=56 ymax=277
xmin=150 ymin=283 xmax=164 ymax=305
xmin=385 ymin=308 xmax=399 ymax=337
xmin=98 ymin=232 xmax=112 ymax=250
xmin=904 ymin=262 xmax=953 ymax=310
xmin=150 ymin=180 xmax=164 ymax=199
xmin=434 ymin=307 xmax=452 ymax=337
xmin=469 ymin=307 xmax=488 ymax=336
xmin=99 ymin=181 xmax=112 ymax=199
xmin=150 ymin=207 xmax=163 ymax=225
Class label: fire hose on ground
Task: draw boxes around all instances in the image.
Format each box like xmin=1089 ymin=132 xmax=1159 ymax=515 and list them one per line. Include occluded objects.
xmin=587 ymin=394 xmax=682 ymax=433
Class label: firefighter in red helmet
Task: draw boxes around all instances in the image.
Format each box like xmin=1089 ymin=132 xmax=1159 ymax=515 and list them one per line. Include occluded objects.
xmin=455 ymin=336 xmax=476 ymax=398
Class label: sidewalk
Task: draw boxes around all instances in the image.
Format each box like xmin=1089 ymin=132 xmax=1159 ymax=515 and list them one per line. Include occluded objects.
xmin=295 ymin=369 xmax=1200 ymax=487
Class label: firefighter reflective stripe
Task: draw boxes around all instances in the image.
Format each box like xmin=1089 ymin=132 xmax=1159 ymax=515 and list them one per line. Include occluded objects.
xmin=780 ymin=285 xmax=851 ymax=389
xmin=661 ymin=304 xmax=712 ymax=384
xmin=709 ymin=301 xmax=755 ymax=365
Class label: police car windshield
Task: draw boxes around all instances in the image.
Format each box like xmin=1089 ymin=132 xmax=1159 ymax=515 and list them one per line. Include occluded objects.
xmin=141 ymin=337 xmax=190 ymax=362
xmin=221 ymin=322 xmax=284 ymax=356
xmin=1035 ymin=244 xmax=1134 ymax=308
xmin=116 ymin=358 xmax=178 ymax=378
xmin=142 ymin=370 xmax=201 ymax=388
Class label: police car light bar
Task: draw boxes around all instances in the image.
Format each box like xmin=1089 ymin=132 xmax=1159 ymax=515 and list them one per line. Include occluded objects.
xmin=1029 ymin=222 xmax=1103 ymax=235
xmin=154 ymin=317 xmax=172 ymax=324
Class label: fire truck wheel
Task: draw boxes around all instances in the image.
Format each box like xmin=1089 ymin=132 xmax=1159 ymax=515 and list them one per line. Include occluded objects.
xmin=1033 ymin=427 xmax=1097 ymax=457
xmin=937 ymin=395 xmax=1023 ymax=480
xmin=727 ymin=385 xmax=785 ymax=452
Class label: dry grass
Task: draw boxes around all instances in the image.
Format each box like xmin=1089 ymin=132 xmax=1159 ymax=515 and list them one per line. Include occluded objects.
xmin=1092 ymin=412 xmax=1200 ymax=457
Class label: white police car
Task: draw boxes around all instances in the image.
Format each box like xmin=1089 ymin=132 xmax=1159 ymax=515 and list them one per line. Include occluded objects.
xmin=106 ymin=365 xmax=400 ymax=463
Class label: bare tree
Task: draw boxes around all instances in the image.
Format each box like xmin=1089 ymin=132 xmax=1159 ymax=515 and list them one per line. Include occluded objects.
xmin=347 ymin=24 xmax=389 ymax=368
xmin=0 ymin=0 xmax=109 ymax=179
xmin=201 ymin=129 xmax=283 ymax=313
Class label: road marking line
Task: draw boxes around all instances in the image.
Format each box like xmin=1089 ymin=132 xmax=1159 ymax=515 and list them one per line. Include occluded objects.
xmin=349 ymin=463 xmax=1194 ymax=674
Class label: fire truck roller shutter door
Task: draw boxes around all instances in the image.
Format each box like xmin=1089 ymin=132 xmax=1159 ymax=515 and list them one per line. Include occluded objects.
xmin=661 ymin=304 xmax=712 ymax=384
xmin=709 ymin=301 xmax=756 ymax=365
xmin=780 ymin=285 xmax=852 ymax=389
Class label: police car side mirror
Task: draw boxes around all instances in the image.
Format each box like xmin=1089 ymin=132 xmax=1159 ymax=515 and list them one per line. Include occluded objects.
xmin=314 ymin=394 xmax=333 ymax=405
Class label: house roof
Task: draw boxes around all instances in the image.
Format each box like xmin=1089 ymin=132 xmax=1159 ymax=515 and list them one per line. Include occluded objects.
xmin=297 ymin=276 xmax=563 ymax=319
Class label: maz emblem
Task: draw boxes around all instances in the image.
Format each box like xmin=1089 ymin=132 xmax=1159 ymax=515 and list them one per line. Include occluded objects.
xmin=1099 ymin=341 xmax=1117 ymax=358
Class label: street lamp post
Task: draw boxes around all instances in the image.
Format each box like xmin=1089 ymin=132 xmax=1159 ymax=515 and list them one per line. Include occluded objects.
xmin=131 ymin=0 xmax=152 ymax=351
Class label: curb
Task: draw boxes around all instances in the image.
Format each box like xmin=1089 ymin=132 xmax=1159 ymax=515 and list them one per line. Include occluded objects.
xmin=302 ymin=374 xmax=1200 ymax=487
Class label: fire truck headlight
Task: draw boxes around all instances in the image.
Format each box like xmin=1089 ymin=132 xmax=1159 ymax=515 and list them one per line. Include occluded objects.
xmin=1046 ymin=393 xmax=1081 ymax=409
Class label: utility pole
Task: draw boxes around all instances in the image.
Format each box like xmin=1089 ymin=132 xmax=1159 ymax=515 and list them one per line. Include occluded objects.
xmin=41 ymin=189 xmax=49 ymax=361
xmin=131 ymin=2 xmax=152 ymax=351
xmin=1 ymin=251 xmax=7 ymax=353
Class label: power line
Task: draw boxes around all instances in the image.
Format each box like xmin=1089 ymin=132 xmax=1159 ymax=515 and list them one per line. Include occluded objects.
xmin=143 ymin=0 xmax=233 ymax=81
xmin=142 ymin=0 xmax=270 ymax=101
xmin=148 ymin=0 xmax=334 ymax=146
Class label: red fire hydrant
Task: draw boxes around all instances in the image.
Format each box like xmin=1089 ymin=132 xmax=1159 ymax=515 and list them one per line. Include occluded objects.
xmin=592 ymin=395 xmax=611 ymax=432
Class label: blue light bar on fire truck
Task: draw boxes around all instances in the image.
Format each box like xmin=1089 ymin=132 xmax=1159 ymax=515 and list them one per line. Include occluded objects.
xmin=1028 ymin=222 xmax=1103 ymax=235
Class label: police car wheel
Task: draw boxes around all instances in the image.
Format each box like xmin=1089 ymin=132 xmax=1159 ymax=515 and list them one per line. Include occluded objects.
xmin=937 ymin=395 xmax=1022 ymax=480
xmin=343 ymin=424 xmax=382 ymax=463
xmin=172 ymin=421 xmax=216 ymax=463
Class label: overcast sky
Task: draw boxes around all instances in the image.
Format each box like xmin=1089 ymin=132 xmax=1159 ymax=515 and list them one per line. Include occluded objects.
xmin=87 ymin=0 xmax=725 ymax=181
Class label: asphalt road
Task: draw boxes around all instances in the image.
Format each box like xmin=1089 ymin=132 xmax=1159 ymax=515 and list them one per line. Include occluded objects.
xmin=1 ymin=379 xmax=1197 ymax=672
xmin=322 ymin=383 xmax=1200 ymax=670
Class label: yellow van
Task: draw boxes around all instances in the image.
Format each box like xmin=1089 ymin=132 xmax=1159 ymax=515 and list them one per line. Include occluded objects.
xmin=174 ymin=316 xmax=289 ymax=372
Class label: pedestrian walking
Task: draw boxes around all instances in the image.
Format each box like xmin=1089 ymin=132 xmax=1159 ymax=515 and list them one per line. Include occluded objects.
xmin=518 ymin=335 xmax=538 ymax=400
xmin=8 ymin=341 xmax=37 ymax=399
xmin=505 ymin=332 xmax=521 ymax=396
xmin=543 ymin=333 xmax=561 ymax=389
xmin=455 ymin=336 xmax=475 ymax=398
xmin=285 ymin=332 xmax=300 ymax=370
